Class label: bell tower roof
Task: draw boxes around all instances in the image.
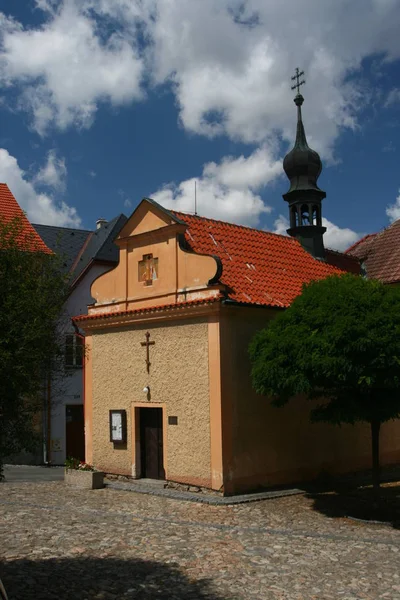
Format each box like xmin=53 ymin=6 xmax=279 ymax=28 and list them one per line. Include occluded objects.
xmin=283 ymin=93 xmax=324 ymax=194
xmin=282 ymin=69 xmax=326 ymax=259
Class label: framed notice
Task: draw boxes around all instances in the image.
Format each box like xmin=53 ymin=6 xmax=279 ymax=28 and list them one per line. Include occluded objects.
xmin=109 ymin=410 xmax=127 ymax=443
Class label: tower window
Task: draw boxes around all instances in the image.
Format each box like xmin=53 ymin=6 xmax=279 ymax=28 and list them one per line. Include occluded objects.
xmin=312 ymin=205 xmax=319 ymax=225
xmin=301 ymin=204 xmax=310 ymax=226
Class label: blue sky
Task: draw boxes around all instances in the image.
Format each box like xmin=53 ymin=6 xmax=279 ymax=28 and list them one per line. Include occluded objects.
xmin=1 ymin=0 xmax=400 ymax=250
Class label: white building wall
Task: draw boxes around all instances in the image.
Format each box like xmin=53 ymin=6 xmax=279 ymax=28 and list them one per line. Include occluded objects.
xmin=48 ymin=263 xmax=114 ymax=465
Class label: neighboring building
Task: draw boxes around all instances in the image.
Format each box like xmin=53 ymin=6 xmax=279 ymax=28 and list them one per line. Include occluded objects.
xmin=74 ymin=92 xmax=400 ymax=495
xmin=32 ymin=214 xmax=127 ymax=465
xmin=0 ymin=183 xmax=51 ymax=253
xmin=346 ymin=220 xmax=400 ymax=283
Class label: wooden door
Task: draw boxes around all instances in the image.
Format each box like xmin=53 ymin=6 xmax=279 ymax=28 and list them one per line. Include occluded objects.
xmin=140 ymin=408 xmax=165 ymax=479
xmin=66 ymin=405 xmax=85 ymax=462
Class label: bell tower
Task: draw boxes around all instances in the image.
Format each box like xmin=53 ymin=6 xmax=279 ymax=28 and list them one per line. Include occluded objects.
xmin=283 ymin=68 xmax=326 ymax=258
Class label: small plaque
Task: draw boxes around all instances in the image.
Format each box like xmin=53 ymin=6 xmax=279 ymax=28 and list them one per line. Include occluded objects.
xmin=168 ymin=416 xmax=178 ymax=425
xmin=109 ymin=410 xmax=127 ymax=443
xmin=51 ymin=438 xmax=62 ymax=452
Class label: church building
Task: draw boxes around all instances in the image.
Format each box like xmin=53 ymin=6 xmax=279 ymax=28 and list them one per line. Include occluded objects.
xmin=74 ymin=90 xmax=400 ymax=495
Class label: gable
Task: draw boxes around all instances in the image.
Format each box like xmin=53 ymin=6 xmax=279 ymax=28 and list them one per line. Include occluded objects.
xmin=89 ymin=199 xmax=222 ymax=313
xmin=118 ymin=199 xmax=181 ymax=239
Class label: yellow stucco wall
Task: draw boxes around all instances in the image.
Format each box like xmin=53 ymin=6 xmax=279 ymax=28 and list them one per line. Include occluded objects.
xmin=91 ymin=319 xmax=212 ymax=485
xmin=220 ymin=307 xmax=400 ymax=494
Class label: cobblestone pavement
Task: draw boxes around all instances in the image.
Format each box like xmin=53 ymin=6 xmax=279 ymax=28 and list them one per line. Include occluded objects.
xmin=1 ymin=481 xmax=400 ymax=599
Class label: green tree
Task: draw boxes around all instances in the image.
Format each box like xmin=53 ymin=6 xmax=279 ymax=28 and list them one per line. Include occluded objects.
xmin=249 ymin=273 xmax=400 ymax=491
xmin=0 ymin=216 xmax=69 ymax=479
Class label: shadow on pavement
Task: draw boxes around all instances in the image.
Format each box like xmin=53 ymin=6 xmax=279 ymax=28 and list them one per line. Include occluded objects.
xmin=304 ymin=482 xmax=400 ymax=529
xmin=0 ymin=556 xmax=229 ymax=600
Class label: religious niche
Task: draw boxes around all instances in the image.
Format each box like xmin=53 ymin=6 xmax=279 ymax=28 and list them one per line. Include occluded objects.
xmin=138 ymin=253 xmax=159 ymax=286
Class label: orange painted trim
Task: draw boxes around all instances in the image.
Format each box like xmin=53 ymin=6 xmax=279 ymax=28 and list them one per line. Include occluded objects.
xmin=84 ymin=335 xmax=93 ymax=465
xmin=219 ymin=314 xmax=235 ymax=493
xmin=75 ymin=299 xmax=222 ymax=331
xmin=208 ymin=317 xmax=224 ymax=491
xmin=130 ymin=402 xmax=168 ymax=479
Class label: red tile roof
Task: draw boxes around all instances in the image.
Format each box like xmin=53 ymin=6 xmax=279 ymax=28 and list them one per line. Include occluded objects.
xmin=346 ymin=221 xmax=400 ymax=283
xmin=0 ymin=183 xmax=51 ymax=253
xmin=173 ymin=211 xmax=361 ymax=308
xmin=73 ymin=297 xmax=221 ymax=323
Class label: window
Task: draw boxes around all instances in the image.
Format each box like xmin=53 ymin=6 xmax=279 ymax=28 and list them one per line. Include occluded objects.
xmin=65 ymin=334 xmax=83 ymax=368
xmin=312 ymin=205 xmax=319 ymax=225
xmin=301 ymin=204 xmax=310 ymax=226
xmin=138 ymin=254 xmax=159 ymax=286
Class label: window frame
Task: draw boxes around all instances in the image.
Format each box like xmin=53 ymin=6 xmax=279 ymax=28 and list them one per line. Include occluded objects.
xmin=65 ymin=333 xmax=83 ymax=369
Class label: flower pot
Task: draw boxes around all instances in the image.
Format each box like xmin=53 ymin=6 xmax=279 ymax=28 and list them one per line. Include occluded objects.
xmin=64 ymin=468 xmax=104 ymax=490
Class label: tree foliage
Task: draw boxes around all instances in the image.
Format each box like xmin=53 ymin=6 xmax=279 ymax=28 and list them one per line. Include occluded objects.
xmin=249 ymin=273 xmax=400 ymax=488
xmin=0 ymin=217 xmax=69 ymax=478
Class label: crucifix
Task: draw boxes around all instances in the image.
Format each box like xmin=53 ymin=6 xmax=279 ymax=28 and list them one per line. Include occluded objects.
xmin=141 ymin=331 xmax=155 ymax=373
xmin=291 ymin=67 xmax=305 ymax=95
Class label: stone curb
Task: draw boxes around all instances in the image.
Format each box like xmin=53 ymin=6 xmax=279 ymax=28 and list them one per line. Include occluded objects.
xmin=105 ymin=481 xmax=304 ymax=505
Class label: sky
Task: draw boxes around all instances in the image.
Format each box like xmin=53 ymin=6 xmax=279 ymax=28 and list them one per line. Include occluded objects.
xmin=0 ymin=0 xmax=400 ymax=251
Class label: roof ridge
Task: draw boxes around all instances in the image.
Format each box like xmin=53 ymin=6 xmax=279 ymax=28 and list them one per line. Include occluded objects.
xmin=32 ymin=223 xmax=92 ymax=233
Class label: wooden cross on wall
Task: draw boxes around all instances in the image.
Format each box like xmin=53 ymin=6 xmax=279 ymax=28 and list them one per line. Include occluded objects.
xmin=141 ymin=331 xmax=155 ymax=373
xmin=291 ymin=67 xmax=305 ymax=95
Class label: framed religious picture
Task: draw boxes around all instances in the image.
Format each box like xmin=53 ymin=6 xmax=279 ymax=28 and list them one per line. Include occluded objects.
xmin=109 ymin=410 xmax=127 ymax=444
xmin=138 ymin=254 xmax=159 ymax=286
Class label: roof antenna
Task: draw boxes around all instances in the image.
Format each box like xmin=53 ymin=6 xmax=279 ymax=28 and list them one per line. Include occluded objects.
xmin=194 ymin=180 xmax=198 ymax=216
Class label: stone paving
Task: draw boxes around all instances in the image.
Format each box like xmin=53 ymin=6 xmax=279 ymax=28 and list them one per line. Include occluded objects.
xmin=1 ymin=479 xmax=400 ymax=599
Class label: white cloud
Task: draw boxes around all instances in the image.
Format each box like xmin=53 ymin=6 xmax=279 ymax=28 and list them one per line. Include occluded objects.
xmin=123 ymin=198 xmax=132 ymax=208
xmin=273 ymin=214 xmax=290 ymax=237
xmin=0 ymin=148 xmax=80 ymax=226
xmin=1 ymin=0 xmax=400 ymax=152
xmin=151 ymin=145 xmax=280 ymax=226
xmin=0 ymin=1 xmax=144 ymax=134
xmin=141 ymin=0 xmax=400 ymax=157
xmin=322 ymin=218 xmax=362 ymax=251
xmin=34 ymin=149 xmax=67 ymax=189
xmin=386 ymin=189 xmax=400 ymax=221
xmin=385 ymin=88 xmax=400 ymax=106
xmin=273 ymin=214 xmax=361 ymax=252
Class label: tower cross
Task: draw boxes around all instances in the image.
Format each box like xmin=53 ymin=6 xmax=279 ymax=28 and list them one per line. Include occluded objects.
xmin=141 ymin=331 xmax=155 ymax=373
xmin=291 ymin=67 xmax=305 ymax=95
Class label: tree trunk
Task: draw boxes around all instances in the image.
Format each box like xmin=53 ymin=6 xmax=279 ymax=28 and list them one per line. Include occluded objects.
xmin=370 ymin=419 xmax=381 ymax=493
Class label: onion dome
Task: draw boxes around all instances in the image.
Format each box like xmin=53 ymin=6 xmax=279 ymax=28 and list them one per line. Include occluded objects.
xmin=283 ymin=94 xmax=323 ymax=194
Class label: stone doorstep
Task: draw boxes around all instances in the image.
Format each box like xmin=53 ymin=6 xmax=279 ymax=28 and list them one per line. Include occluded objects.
xmin=104 ymin=479 xmax=305 ymax=505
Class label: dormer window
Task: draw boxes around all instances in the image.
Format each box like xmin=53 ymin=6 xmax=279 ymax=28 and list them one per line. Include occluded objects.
xmin=138 ymin=254 xmax=158 ymax=286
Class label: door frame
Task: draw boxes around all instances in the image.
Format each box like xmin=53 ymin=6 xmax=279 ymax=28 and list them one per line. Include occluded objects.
xmin=131 ymin=402 xmax=167 ymax=479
